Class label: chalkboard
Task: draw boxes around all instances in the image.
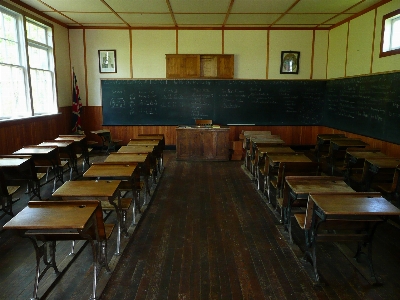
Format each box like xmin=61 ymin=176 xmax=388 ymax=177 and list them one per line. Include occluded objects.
xmin=101 ymin=79 xmax=326 ymax=126
xmin=324 ymin=72 xmax=400 ymax=144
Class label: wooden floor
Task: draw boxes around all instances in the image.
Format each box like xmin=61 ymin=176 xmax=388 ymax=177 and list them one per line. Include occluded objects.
xmin=1 ymin=150 xmax=400 ymax=299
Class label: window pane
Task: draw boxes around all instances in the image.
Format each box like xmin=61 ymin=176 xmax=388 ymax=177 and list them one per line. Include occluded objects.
xmin=30 ymin=69 xmax=56 ymax=114
xmin=0 ymin=64 xmax=30 ymax=118
xmin=1 ymin=12 xmax=17 ymax=42
xmin=27 ymin=21 xmax=46 ymax=44
xmin=391 ymin=18 xmax=400 ymax=49
xmin=28 ymin=45 xmax=48 ymax=69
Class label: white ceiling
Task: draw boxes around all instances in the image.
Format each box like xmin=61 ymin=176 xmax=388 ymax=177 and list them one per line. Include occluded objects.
xmin=11 ymin=0 xmax=388 ymax=29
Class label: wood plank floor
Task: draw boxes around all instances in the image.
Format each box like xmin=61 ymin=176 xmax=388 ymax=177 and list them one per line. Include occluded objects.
xmin=1 ymin=150 xmax=400 ymax=299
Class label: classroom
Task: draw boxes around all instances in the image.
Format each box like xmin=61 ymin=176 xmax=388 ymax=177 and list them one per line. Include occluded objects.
xmin=1 ymin=0 xmax=400 ymax=299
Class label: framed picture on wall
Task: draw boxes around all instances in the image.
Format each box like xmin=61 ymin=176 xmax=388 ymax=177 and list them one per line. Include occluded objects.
xmin=98 ymin=50 xmax=117 ymax=73
xmin=280 ymin=51 xmax=300 ymax=74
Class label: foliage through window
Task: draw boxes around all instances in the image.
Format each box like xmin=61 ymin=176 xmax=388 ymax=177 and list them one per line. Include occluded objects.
xmin=380 ymin=9 xmax=400 ymax=57
xmin=0 ymin=5 xmax=57 ymax=120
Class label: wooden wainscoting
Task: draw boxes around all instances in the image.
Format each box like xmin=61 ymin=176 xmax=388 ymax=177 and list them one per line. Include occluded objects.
xmin=3 ymin=106 xmax=399 ymax=157
xmin=0 ymin=107 xmax=71 ymax=155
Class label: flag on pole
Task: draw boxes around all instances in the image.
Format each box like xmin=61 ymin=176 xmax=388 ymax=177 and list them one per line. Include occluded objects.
xmin=72 ymin=70 xmax=83 ymax=133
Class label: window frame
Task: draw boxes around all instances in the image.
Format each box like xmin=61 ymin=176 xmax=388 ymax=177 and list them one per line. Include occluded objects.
xmin=380 ymin=8 xmax=400 ymax=58
xmin=0 ymin=3 xmax=58 ymax=122
xmin=26 ymin=18 xmax=57 ymax=116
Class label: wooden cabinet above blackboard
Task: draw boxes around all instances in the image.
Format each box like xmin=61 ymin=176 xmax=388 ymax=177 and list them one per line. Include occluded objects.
xmin=166 ymin=54 xmax=234 ymax=79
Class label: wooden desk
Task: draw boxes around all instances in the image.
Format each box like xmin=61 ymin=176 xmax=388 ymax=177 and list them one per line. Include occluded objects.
xmin=52 ymin=180 xmax=124 ymax=255
xmin=56 ymin=135 xmax=92 ymax=170
xmin=104 ymin=153 xmax=151 ymax=203
xmin=0 ymin=155 xmax=41 ymax=202
xmin=176 ymin=127 xmax=229 ymax=161
xmin=315 ymin=134 xmax=346 ymax=162
xmin=255 ymin=146 xmax=294 ymax=191
xmin=282 ymin=176 xmax=354 ymax=242
xmin=127 ymin=140 xmax=159 ymax=146
xmin=344 ymin=149 xmax=386 ymax=183
xmin=118 ymin=145 xmax=154 ymax=153
xmin=267 ymin=152 xmax=311 ymax=168
xmin=137 ymin=134 xmax=165 ymax=149
xmin=13 ymin=146 xmax=64 ymax=192
xmin=265 ymin=153 xmax=312 ymax=203
xmin=92 ymin=130 xmax=121 ymax=152
xmin=363 ymin=157 xmax=400 ymax=191
xmin=118 ymin=146 xmax=158 ymax=181
xmin=3 ymin=200 xmax=110 ymax=300
xmin=306 ymin=193 xmax=400 ymax=283
xmin=83 ymin=163 xmax=140 ymax=224
xmin=247 ymin=136 xmax=285 ymax=170
xmin=327 ymin=139 xmax=369 ymax=175
xmin=38 ymin=140 xmax=78 ymax=179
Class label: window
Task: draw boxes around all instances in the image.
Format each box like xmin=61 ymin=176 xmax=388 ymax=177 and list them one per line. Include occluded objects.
xmin=380 ymin=9 xmax=400 ymax=57
xmin=26 ymin=19 xmax=57 ymax=115
xmin=0 ymin=5 xmax=57 ymax=120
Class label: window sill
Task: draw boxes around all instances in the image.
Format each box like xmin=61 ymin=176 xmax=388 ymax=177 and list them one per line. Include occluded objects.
xmin=0 ymin=112 xmax=62 ymax=125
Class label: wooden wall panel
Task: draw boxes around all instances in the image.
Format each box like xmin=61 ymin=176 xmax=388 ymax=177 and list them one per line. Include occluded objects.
xmin=3 ymin=106 xmax=399 ymax=158
xmin=0 ymin=107 xmax=71 ymax=155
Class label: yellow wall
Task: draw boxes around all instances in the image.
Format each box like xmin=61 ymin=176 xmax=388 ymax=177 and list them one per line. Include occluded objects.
xmin=224 ymin=30 xmax=267 ymax=79
xmin=326 ymin=0 xmax=400 ymax=79
xmin=132 ymin=30 xmax=176 ymax=78
xmin=178 ymin=30 xmax=222 ymax=54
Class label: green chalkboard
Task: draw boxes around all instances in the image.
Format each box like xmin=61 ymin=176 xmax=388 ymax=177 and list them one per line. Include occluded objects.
xmin=101 ymin=79 xmax=326 ymax=126
xmin=324 ymin=72 xmax=400 ymax=144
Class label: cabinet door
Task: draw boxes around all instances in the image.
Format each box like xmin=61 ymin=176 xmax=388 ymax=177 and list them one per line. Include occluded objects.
xmin=166 ymin=54 xmax=200 ymax=78
xmin=217 ymin=55 xmax=234 ymax=78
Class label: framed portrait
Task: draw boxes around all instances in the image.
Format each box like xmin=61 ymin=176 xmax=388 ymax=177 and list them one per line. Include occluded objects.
xmin=98 ymin=50 xmax=117 ymax=73
xmin=280 ymin=51 xmax=300 ymax=74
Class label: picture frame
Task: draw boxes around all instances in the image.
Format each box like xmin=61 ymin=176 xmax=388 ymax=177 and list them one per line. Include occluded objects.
xmin=98 ymin=50 xmax=117 ymax=73
xmin=280 ymin=51 xmax=300 ymax=74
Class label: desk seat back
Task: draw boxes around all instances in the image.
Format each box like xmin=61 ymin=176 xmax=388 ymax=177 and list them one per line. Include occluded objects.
xmin=275 ymin=162 xmax=321 ymax=193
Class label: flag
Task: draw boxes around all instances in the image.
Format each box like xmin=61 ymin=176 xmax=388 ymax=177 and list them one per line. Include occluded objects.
xmin=72 ymin=71 xmax=83 ymax=134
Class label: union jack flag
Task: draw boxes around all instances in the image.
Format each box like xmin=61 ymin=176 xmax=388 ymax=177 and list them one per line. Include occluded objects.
xmin=72 ymin=71 xmax=83 ymax=133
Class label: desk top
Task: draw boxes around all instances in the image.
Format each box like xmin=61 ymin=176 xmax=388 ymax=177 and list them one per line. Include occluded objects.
xmin=83 ymin=164 xmax=137 ymax=178
xmin=267 ymin=153 xmax=311 ymax=165
xmin=286 ymin=177 xmax=353 ymax=195
xmin=310 ymin=193 xmax=400 ymax=216
xmin=53 ymin=180 xmax=121 ymax=198
xmin=135 ymin=136 xmax=163 ymax=141
xmin=346 ymin=149 xmax=386 ymax=160
xmin=105 ymin=153 xmax=148 ymax=163
xmin=127 ymin=140 xmax=159 ymax=146
xmin=331 ymin=139 xmax=369 ymax=147
xmin=0 ymin=157 xmax=30 ymax=167
xmin=56 ymin=135 xmax=86 ymax=142
xmin=118 ymin=145 xmax=154 ymax=153
xmin=366 ymin=157 xmax=400 ymax=169
xmin=14 ymin=146 xmax=56 ymax=155
xmin=3 ymin=201 xmax=98 ymax=230
xmin=316 ymin=134 xmax=346 ymax=143
xmin=38 ymin=141 xmax=74 ymax=148
xmin=257 ymin=146 xmax=294 ymax=155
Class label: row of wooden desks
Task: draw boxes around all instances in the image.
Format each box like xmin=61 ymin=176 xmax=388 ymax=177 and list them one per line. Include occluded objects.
xmin=3 ymin=134 xmax=165 ymax=299
xmin=244 ymin=132 xmax=400 ymax=284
